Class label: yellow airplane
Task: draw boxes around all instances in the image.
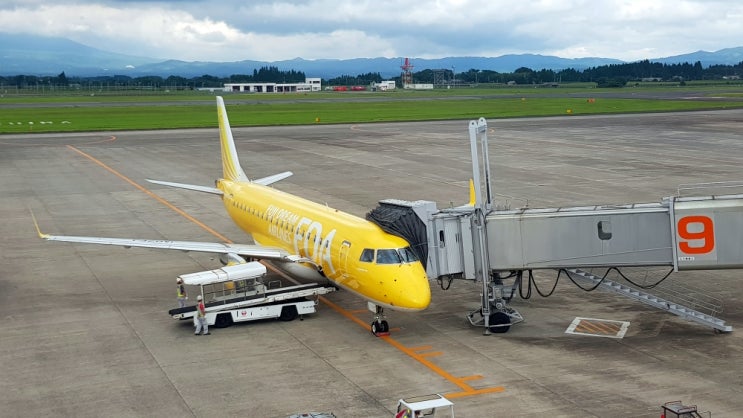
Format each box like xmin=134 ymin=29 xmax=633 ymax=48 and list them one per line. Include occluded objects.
xmin=36 ymin=96 xmax=431 ymax=335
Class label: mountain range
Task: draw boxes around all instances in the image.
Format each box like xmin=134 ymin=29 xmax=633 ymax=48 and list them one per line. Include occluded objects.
xmin=1 ymin=33 xmax=742 ymax=79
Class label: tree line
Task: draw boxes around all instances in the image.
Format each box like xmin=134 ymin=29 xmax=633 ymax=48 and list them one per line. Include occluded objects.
xmin=1 ymin=60 xmax=741 ymax=90
xmin=0 ymin=66 xmax=307 ymax=90
xmin=409 ymin=60 xmax=743 ymax=87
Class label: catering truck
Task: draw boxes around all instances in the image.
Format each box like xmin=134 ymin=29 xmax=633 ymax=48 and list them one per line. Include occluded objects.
xmin=168 ymin=262 xmax=335 ymax=328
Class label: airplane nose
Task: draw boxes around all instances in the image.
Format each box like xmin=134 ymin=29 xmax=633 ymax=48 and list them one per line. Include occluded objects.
xmin=401 ymin=271 xmax=431 ymax=310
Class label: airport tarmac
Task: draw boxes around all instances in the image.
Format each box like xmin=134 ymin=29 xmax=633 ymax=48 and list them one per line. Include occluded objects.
xmin=2 ymin=109 xmax=743 ymax=417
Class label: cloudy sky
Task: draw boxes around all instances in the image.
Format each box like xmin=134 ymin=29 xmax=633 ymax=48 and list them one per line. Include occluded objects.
xmin=1 ymin=0 xmax=742 ymax=62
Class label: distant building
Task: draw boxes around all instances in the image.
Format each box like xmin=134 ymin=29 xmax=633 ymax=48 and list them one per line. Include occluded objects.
xmin=404 ymin=83 xmax=434 ymax=90
xmin=371 ymin=81 xmax=396 ymax=91
xmin=224 ymin=78 xmax=321 ymax=93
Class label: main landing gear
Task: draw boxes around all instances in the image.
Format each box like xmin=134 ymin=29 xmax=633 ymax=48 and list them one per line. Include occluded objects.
xmin=369 ymin=303 xmax=390 ymax=336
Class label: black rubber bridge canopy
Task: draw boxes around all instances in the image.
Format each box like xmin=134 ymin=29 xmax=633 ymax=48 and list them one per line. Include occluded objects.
xmin=366 ymin=203 xmax=428 ymax=268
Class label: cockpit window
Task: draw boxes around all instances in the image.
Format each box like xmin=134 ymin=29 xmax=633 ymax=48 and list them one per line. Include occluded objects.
xmin=376 ymin=249 xmax=401 ymax=264
xmin=398 ymin=247 xmax=419 ymax=263
xmin=373 ymin=248 xmax=419 ymax=264
xmin=360 ymin=248 xmax=374 ymax=262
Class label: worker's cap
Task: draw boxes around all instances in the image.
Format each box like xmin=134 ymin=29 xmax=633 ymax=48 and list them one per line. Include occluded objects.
xmin=176 ymin=278 xmax=183 ymax=283
xmin=197 ymin=295 xmax=203 ymax=301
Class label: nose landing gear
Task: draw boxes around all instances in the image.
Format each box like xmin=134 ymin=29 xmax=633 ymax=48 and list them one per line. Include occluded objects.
xmin=369 ymin=303 xmax=390 ymax=336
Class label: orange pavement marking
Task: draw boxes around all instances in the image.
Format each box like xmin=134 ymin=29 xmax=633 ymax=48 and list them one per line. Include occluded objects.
xmin=0 ymin=135 xmax=118 ymax=147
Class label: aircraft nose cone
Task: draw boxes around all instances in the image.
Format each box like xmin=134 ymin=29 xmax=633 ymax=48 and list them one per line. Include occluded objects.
xmin=408 ymin=284 xmax=431 ymax=310
xmin=400 ymin=270 xmax=431 ymax=311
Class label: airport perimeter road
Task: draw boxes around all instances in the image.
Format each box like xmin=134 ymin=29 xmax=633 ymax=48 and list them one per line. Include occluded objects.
xmin=2 ymin=110 xmax=743 ymax=417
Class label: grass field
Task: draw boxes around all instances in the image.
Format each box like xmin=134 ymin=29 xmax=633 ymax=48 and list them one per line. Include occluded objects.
xmin=2 ymin=85 xmax=743 ymax=133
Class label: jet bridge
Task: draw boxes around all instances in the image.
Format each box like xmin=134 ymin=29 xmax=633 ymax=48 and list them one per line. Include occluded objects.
xmin=370 ymin=118 xmax=743 ymax=334
xmin=487 ymin=194 xmax=743 ymax=272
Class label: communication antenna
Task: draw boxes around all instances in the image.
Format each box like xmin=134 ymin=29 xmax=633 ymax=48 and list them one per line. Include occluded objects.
xmin=400 ymin=58 xmax=414 ymax=88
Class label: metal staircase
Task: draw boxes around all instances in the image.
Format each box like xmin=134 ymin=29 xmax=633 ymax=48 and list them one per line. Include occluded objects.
xmin=565 ymin=268 xmax=732 ymax=332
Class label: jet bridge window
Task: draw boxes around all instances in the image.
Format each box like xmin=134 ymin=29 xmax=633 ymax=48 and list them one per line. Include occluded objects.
xmin=597 ymin=220 xmax=612 ymax=240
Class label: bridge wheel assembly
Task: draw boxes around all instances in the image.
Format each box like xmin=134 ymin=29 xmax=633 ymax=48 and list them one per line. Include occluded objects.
xmin=488 ymin=312 xmax=511 ymax=333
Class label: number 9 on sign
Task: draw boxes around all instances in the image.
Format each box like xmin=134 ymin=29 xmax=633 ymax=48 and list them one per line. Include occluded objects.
xmin=677 ymin=215 xmax=714 ymax=255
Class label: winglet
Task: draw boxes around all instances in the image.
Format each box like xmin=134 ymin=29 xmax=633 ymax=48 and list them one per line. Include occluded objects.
xmin=468 ymin=179 xmax=476 ymax=206
xmin=216 ymin=96 xmax=250 ymax=182
xmin=29 ymin=209 xmax=51 ymax=239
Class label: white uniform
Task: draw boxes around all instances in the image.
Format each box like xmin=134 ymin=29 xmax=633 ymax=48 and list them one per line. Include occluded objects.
xmin=195 ymin=300 xmax=208 ymax=335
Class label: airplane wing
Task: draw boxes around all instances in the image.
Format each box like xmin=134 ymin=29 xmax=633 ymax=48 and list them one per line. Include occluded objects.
xmin=32 ymin=213 xmax=310 ymax=264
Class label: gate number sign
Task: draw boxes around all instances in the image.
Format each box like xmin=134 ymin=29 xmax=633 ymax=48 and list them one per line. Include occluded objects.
xmin=677 ymin=215 xmax=715 ymax=255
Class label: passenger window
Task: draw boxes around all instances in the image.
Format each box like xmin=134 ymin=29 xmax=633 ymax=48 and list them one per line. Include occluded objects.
xmin=360 ymin=249 xmax=374 ymax=262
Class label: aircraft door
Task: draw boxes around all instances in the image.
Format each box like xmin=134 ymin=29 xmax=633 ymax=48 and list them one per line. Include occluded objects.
xmin=339 ymin=240 xmax=351 ymax=278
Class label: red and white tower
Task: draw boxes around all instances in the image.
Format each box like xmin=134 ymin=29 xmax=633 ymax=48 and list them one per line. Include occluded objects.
xmin=400 ymin=57 xmax=414 ymax=87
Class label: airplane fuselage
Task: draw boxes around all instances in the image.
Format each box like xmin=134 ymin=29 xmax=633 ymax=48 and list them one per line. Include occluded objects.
xmin=219 ymin=179 xmax=431 ymax=311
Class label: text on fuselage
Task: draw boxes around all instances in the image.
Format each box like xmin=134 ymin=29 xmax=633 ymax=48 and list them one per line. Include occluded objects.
xmin=265 ymin=204 xmax=336 ymax=273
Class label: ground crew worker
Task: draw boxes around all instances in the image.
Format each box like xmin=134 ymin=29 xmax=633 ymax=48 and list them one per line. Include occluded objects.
xmin=195 ymin=295 xmax=209 ymax=335
xmin=176 ymin=278 xmax=187 ymax=308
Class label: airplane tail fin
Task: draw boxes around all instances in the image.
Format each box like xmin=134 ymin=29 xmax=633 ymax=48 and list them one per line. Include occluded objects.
xmin=217 ymin=96 xmax=250 ymax=182
xmin=468 ymin=178 xmax=476 ymax=206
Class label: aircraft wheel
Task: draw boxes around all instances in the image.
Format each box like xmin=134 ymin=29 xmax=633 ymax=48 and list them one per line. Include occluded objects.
xmin=488 ymin=312 xmax=511 ymax=334
xmin=279 ymin=305 xmax=299 ymax=321
xmin=371 ymin=320 xmax=390 ymax=335
xmin=214 ymin=313 xmax=233 ymax=328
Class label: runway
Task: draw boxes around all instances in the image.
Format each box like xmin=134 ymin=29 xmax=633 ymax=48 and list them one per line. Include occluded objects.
xmin=3 ymin=109 xmax=743 ymax=417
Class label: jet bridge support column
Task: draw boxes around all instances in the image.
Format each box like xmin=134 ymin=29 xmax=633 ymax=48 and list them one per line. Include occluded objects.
xmin=469 ymin=118 xmax=490 ymax=334
xmin=466 ymin=118 xmax=521 ymax=334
